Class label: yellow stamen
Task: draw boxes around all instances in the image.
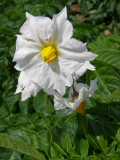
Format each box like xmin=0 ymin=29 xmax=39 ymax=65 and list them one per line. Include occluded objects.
xmin=76 ymin=101 xmax=85 ymax=114
xmin=42 ymin=46 xmax=57 ymax=63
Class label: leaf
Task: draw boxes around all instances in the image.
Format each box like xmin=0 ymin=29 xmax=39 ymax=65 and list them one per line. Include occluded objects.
xmin=19 ymin=99 xmax=30 ymax=115
xmin=85 ymin=155 xmax=101 ymax=160
xmin=0 ymin=148 xmax=22 ymax=160
xmin=61 ymin=133 xmax=75 ymax=156
xmin=86 ymin=115 xmax=108 ymax=153
xmin=61 ymin=114 xmax=78 ymax=137
xmin=0 ymin=133 xmax=45 ymax=160
xmin=109 ymin=107 xmax=120 ymax=122
xmin=87 ymin=61 xmax=120 ymax=102
xmin=79 ymin=139 xmax=89 ymax=158
xmin=87 ymin=35 xmax=120 ymax=103
xmin=33 ymin=90 xmax=55 ymax=117
xmin=106 ymin=141 xmax=116 ymax=156
xmin=56 ymin=108 xmax=74 ymax=118
xmin=110 ymin=152 xmax=120 ymax=160
xmin=50 ymin=141 xmax=68 ymax=159
xmin=11 ymin=129 xmax=48 ymax=155
xmin=95 ymin=47 xmax=120 ymax=70
xmin=4 ymin=92 xmax=20 ymax=112
xmin=0 ymin=104 xmax=8 ymax=118
xmin=0 ymin=119 xmax=7 ymax=132
xmin=102 ymin=120 xmax=120 ymax=143
xmin=71 ymin=155 xmax=83 ymax=160
xmin=23 ymin=155 xmax=39 ymax=160
xmin=0 ymin=55 xmax=9 ymax=76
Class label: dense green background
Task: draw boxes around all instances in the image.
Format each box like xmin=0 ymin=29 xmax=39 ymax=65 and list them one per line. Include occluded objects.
xmin=0 ymin=0 xmax=120 ymax=159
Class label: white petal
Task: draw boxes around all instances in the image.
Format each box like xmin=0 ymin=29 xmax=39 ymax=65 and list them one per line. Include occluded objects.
xmin=72 ymin=79 xmax=98 ymax=110
xmin=54 ymin=93 xmax=67 ymax=110
xmin=48 ymin=7 xmax=73 ymax=45
xmin=57 ymin=38 xmax=97 ymax=78
xmin=57 ymin=57 xmax=95 ymax=81
xmin=53 ymin=79 xmax=97 ymax=110
xmin=73 ymin=61 xmax=96 ymax=80
xmin=58 ymin=38 xmax=97 ymax=61
xmin=13 ymin=35 xmax=43 ymax=70
xmin=15 ymin=35 xmax=42 ymax=52
xmin=25 ymin=62 xmax=72 ymax=95
xmin=15 ymin=72 xmax=41 ymax=101
xmin=59 ymin=38 xmax=87 ymax=52
xmin=20 ymin=12 xmax=51 ymax=44
xmin=88 ymin=78 xmax=98 ymax=97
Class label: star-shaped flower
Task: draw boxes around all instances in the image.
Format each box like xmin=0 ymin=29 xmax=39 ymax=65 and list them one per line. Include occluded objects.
xmin=13 ymin=7 xmax=97 ymax=96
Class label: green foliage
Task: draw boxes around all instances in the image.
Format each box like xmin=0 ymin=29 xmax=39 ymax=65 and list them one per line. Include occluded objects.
xmin=0 ymin=133 xmax=45 ymax=160
xmin=0 ymin=0 xmax=120 ymax=160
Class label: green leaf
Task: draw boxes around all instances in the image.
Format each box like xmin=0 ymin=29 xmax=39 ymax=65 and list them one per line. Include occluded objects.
xmin=52 ymin=141 xmax=68 ymax=158
xmin=86 ymin=115 xmax=108 ymax=152
xmin=87 ymin=61 xmax=120 ymax=102
xmin=11 ymin=129 xmax=48 ymax=155
xmin=0 ymin=133 xmax=46 ymax=160
xmin=4 ymin=92 xmax=20 ymax=112
xmin=0 ymin=104 xmax=8 ymax=118
xmin=0 ymin=148 xmax=22 ymax=160
xmin=61 ymin=133 xmax=75 ymax=156
xmin=106 ymin=141 xmax=116 ymax=156
xmin=110 ymin=152 xmax=120 ymax=160
xmin=109 ymin=107 xmax=120 ymax=122
xmin=95 ymin=47 xmax=120 ymax=70
xmin=87 ymin=35 xmax=120 ymax=103
xmin=23 ymin=155 xmax=39 ymax=160
xmin=71 ymin=155 xmax=83 ymax=160
xmin=19 ymin=99 xmax=30 ymax=115
xmin=0 ymin=119 xmax=7 ymax=132
xmin=33 ymin=90 xmax=54 ymax=117
xmin=50 ymin=141 xmax=68 ymax=159
xmin=85 ymin=155 xmax=101 ymax=160
xmin=79 ymin=139 xmax=89 ymax=158
xmin=61 ymin=114 xmax=78 ymax=137
xmin=102 ymin=120 xmax=120 ymax=143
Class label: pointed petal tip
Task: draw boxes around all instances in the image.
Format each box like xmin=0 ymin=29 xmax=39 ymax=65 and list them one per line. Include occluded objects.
xmin=26 ymin=11 xmax=32 ymax=19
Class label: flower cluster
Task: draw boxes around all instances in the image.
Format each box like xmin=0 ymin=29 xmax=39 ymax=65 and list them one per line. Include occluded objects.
xmin=13 ymin=7 xmax=97 ymax=114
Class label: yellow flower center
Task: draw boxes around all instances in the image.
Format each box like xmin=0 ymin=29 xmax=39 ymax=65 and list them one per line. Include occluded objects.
xmin=42 ymin=46 xmax=57 ymax=63
xmin=76 ymin=101 xmax=85 ymax=114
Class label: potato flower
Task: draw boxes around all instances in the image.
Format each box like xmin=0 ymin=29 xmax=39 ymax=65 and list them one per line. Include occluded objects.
xmin=52 ymin=78 xmax=97 ymax=114
xmin=13 ymin=7 xmax=97 ymax=96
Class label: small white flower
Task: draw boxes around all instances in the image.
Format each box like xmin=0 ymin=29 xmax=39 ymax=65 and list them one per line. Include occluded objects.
xmin=13 ymin=7 xmax=97 ymax=96
xmin=53 ymin=78 xmax=98 ymax=113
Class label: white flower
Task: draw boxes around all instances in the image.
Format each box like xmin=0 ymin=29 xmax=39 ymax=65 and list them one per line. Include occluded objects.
xmin=15 ymin=71 xmax=41 ymax=101
xmin=53 ymin=78 xmax=98 ymax=113
xmin=13 ymin=7 xmax=97 ymax=96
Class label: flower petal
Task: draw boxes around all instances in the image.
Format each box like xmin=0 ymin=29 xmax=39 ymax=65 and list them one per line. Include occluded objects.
xmin=73 ymin=61 xmax=96 ymax=80
xmin=58 ymin=38 xmax=97 ymax=61
xmin=54 ymin=92 xmax=67 ymax=110
xmin=25 ymin=61 xmax=73 ymax=95
xmin=15 ymin=72 xmax=41 ymax=101
xmin=13 ymin=35 xmax=42 ymax=70
xmin=53 ymin=79 xmax=97 ymax=110
xmin=48 ymin=7 xmax=73 ymax=46
xmin=20 ymin=12 xmax=51 ymax=44
xmin=88 ymin=78 xmax=98 ymax=97
xmin=72 ymin=79 xmax=98 ymax=110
